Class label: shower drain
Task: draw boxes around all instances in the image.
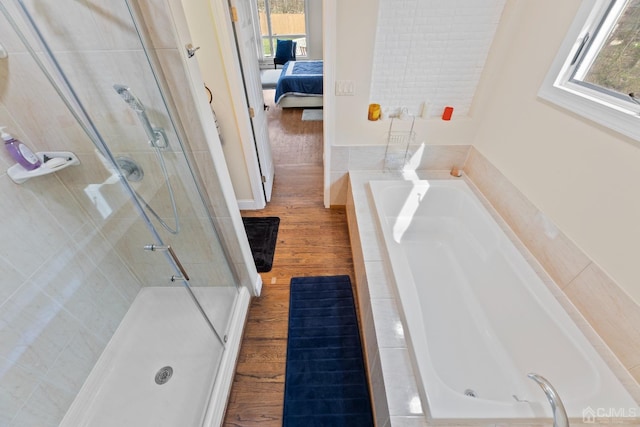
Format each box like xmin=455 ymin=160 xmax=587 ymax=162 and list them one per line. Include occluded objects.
xmin=155 ymin=366 xmax=173 ymax=385
xmin=464 ymin=389 xmax=478 ymax=398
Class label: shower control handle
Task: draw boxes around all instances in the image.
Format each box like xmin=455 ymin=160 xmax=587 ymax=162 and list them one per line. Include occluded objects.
xmin=185 ymin=44 xmax=200 ymax=58
xmin=144 ymin=244 xmax=190 ymax=281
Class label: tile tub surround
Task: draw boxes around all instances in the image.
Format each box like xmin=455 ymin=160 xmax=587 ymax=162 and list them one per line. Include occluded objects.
xmin=463 ymin=148 xmax=640 ymax=395
xmin=346 ymin=170 xmax=640 ymax=427
xmin=331 ymin=144 xmax=471 ymax=206
xmin=347 ymin=170 xmax=452 ymax=427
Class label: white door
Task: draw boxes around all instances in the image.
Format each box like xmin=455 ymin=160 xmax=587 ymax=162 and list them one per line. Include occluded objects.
xmin=232 ymin=0 xmax=274 ymax=201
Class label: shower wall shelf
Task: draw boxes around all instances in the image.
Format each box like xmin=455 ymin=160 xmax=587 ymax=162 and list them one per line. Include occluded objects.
xmin=8 ymin=151 xmax=79 ymax=184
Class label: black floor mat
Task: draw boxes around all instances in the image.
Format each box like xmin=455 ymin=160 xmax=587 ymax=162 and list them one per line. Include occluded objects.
xmin=242 ymin=216 xmax=280 ymax=272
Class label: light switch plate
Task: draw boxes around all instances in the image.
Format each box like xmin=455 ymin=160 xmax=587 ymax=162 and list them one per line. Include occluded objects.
xmin=335 ymin=80 xmax=355 ymax=96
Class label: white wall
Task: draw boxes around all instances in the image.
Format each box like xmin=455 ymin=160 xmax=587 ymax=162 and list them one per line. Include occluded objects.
xmin=472 ymin=0 xmax=640 ymax=305
xmin=181 ymin=0 xmax=255 ymax=203
xmin=370 ymin=0 xmax=505 ymax=118
xmin=329 ymin=0 xmax=489 ymax=206
xmin=306 ymin=0 xmax=323 ymax=60
xmin=333 ymin=0 xmax=480 ymax=148
xmin=332 ymin=0 xmax=640 ymax=304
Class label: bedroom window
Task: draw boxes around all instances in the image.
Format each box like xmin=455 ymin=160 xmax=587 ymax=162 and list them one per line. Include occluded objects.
xmin=257 ymin=0 xmax=307 ymax=58
xmin=540 ymin=0 xmax=640 ymax=141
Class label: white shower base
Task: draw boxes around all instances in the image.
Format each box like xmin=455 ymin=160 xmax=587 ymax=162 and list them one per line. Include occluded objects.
xmin=61 ymin=286 xmax=244 ymax=427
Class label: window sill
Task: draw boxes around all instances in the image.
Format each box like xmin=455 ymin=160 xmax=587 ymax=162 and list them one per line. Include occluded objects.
xmin=538 ymin=82 xmax=640 ymax=142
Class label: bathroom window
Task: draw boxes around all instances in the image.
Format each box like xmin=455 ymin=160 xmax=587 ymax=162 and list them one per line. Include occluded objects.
xmin=540 ymin=0 xmax=640 ymax=141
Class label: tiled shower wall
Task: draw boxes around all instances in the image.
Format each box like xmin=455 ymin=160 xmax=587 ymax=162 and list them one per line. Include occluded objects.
xmin=0 ymin=3 xmax=144 ymax=424
xmin=370 ymin=0 xmax=506 ymax=117
xmin=0 ymin=1 xmax=246 ymax=425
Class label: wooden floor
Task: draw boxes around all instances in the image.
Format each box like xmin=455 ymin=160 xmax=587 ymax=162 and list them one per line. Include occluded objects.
xmin=223 ymin=91 xmax=355 ymax=426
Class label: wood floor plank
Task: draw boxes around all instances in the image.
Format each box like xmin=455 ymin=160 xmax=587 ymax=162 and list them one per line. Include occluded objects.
xmin=223 ymin=94 xmax=356 ymax=426
xmin=229 ymin=382 xmax=285 ymax=398
xmin=236 ymin=341 xmax=287 ymax=363
xmin=224 ymin=403 xmax=283 ymax=427
xmin=232 ymin=363 xmax=286 ymax=383
xmin=242 ymin=324 xmax=288 ymax=339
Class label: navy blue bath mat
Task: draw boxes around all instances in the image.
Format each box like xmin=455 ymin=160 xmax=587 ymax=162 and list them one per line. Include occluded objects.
xmin=242 ymin=216 xmax=279 ymax=272
xmin=283 ymin=275 xmax=374 ymax=427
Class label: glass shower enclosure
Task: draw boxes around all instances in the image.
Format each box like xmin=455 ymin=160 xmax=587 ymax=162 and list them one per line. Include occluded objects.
xmin=0 ymin=1 xmax=241 ymax=425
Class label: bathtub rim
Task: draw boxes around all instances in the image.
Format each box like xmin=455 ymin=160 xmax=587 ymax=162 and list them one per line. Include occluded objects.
xmin=346 ymin=170 xmax=640 ymax=426
xmin=369 ymin=178 xmax=635 ymax=422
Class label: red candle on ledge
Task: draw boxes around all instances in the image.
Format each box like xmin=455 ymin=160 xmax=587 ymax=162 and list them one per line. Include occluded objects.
xmin=442 ymin=106 xmax=454 ymax=121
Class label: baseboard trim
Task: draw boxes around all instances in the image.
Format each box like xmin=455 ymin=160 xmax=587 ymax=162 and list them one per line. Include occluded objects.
xmin=203 ymin=286 xmax=250 ymax=426
xmin=237 ymin=199 xmax=261 ymax=210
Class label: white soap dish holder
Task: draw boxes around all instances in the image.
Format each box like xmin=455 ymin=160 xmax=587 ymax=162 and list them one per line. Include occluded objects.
xmin=7 ymin=151 xmax=79 ymax=184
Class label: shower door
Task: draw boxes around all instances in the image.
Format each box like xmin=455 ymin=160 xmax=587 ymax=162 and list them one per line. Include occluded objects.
xmin=0 ymin=1 xmax=239 ymax=426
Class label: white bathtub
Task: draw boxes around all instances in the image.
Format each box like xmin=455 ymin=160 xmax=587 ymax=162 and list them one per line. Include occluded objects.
xmin=369 ymin=179 xmax=636 ymax=423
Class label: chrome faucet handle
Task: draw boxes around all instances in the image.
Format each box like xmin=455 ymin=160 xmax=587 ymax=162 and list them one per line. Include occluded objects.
xmin=528 ymin=373 xmax=569 ymax=427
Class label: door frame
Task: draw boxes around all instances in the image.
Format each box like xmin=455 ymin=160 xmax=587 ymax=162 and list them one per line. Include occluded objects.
xmin=220 ymin=0 xmax=336 ymax=209
xmin=323 ymin=0 xmax=335 ymax=208
xmin=206 ymin=0 xmax=267 ymax=210
xmin=178 ymin=0 xmax=336 ymax=210
xmin=230 ymin=0 xmax=275 ymax=203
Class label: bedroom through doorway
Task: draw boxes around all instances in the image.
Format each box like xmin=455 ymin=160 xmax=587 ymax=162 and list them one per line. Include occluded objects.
xmin=256 ymin=0 xmax=324 ymax=174
xmin=224 ymin=0 xmax=325 ymax=206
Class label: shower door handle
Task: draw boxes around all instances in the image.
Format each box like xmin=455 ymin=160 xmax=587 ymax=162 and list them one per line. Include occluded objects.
xmin=144 ymin=244 xmax=190 ymax=281
xmin=185 ymin=43 xmax=200 ymax=58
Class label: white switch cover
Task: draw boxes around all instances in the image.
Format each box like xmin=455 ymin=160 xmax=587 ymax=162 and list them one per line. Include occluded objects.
xmin=335 ymin=80 xmax=355 ymax=96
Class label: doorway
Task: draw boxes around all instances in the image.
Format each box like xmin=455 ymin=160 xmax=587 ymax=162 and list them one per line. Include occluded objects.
xmin=180 ymin=0 xmax=329 ymax=209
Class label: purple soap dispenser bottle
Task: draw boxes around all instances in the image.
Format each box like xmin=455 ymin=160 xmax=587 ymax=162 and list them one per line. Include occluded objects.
xmin=1 ymin=127 xmax=41 ymax=171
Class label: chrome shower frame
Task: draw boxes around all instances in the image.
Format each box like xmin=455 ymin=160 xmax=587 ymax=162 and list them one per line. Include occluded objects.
xmin=2 ymin=0 xmax=230 ymax=341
